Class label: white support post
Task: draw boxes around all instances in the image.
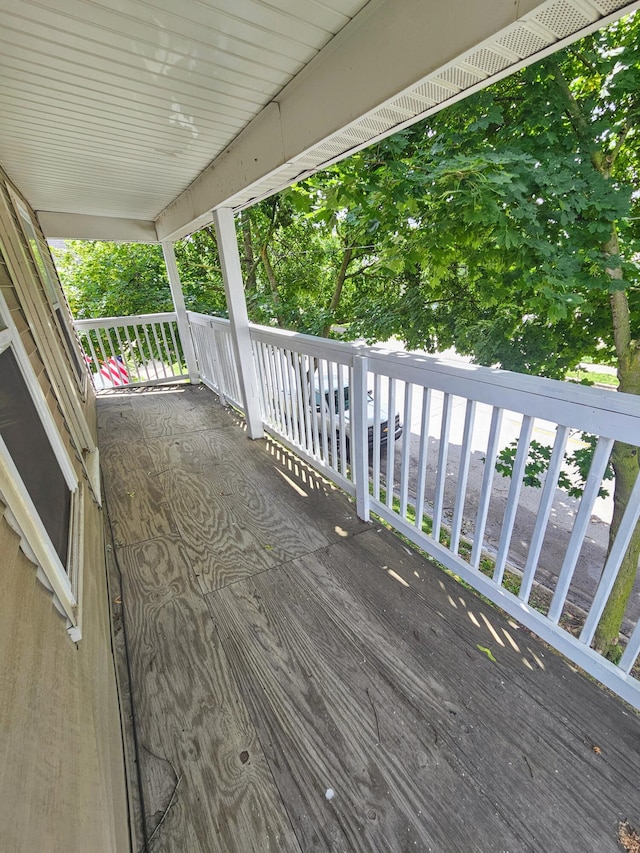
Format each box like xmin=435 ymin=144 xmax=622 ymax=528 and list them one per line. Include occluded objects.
xmin=212 ymin=208 xmax=264 ymax=440
xmin=161 ymin=240 xmax=200 ymax=383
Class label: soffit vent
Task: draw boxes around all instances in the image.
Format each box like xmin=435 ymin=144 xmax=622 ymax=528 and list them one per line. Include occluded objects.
xmin=533 ymin=0 xmax=598 ymax=36
xmin=465 ymin=47 xmax=514 ymax=75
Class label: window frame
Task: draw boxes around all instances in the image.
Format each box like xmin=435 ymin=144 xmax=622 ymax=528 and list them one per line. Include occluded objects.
xmin=0 ymin=290 xmax=82 ymax=639
xmin=0 ymin=188 xmax=95 ymax=457
xmin=10 ymin=191 xmax=87 ymax=396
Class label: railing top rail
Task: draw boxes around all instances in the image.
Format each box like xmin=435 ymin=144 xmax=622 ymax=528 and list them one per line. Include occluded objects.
xmin=249 ymin=322 xmax=361 ymax=364
xmin=186 ymin=311 xmax=229 ymax=325
xmin=362 ymin=347 xmax=639 ymax=443
xmin=74 ymin=312 xmax=178 ymax=329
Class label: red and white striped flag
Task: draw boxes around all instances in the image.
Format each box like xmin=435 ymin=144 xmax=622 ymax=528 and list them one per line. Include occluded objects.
xmin=99 ymin=356 xmax=129 ymax=386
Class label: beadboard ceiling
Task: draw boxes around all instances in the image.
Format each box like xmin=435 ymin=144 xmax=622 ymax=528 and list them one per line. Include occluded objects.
xmin=0 ymin=0 xmax=636 ymax=241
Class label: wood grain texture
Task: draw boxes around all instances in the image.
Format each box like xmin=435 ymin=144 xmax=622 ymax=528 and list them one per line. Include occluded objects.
xmin=118 ymin=534 xmax=301 ymax=853
xmin=209 ymin=567 xmax=526 ymax=853
xmin=96 ymin=395 xmax=146 ymax=445
xmin=160 ymin=465 xmax=278 ymax=591
xmin=282 ymin=530 xmax=640 ymax=852
xmin=97 ymin=386 xmax=640 ymax=853
xmin=100 ymin=438 xmax=178 ymax=546
xmin=131 ymin=384 xmax=236 ymax=438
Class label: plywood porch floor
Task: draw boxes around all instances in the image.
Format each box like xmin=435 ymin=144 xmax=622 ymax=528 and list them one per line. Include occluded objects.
xmin=98 ymin=384 xmax=640 ymax=853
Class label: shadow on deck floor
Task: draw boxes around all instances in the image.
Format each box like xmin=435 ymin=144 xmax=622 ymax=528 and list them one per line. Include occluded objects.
xmin=98 ymin=384 xmax=640 ymax=853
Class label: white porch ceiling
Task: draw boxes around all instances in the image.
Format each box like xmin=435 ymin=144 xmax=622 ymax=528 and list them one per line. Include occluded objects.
xmin=0 ymin=0 xmax=637 ymax=242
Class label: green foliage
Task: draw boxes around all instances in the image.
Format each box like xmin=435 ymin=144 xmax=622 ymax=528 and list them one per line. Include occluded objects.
xmin=496 ymin=433 xmax=615 ymax=499
xmin=52 ymin=241 xmax=173 ymax=318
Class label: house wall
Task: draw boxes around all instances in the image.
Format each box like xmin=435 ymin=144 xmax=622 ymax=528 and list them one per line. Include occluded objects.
xmin=0 ymin=168 xmax=129 ymax=851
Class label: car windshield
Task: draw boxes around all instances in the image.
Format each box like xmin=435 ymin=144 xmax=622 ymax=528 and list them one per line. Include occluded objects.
xmin=315 ymin=386 xmax=374 ymax=414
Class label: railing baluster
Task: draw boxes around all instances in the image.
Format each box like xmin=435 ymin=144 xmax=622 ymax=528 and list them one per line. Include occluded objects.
xmin=301 ymin=353 xmax=314 ymax=455
xmin=254 ymin=341 xmax=270 ymax=422
xmin=471 ymin=407 xmax=503 ymax=570
xmin=385 ymin=377 xmax=397 ymax=509
xmin=548 ymin=436 xmax=614 ymax=624
xmin=294 ymin=353 xmax=307 ymax=451
xmin=414 ymin=386 xmax=431 ymax=532
xmin=353 ymin=356 xmax=370 ymax=520
xmin=286 ymin=350 xmax=300 ymax=446
xmin=113 ymin=325 xmax=126 ymax=365
xmin=105 ymin=326 xmax=118 ymax=364
xmin=327 ymin=362 xmax=338 ymax=472
xmin=580 ymin=471 xmax=640 ymax=646
xmin=131 ymin=323 xmax=147 ymax=379
xmin=519 ymin=425 xmax=570 ymax=603
xmin=451 ymin=399 xmax=476 ymax=554
xmin=168 ymin=320 xmax=183 ymax=377
xmin=122 ymin=325 xmax=136 ymax=377
xmin=158 ymin=322 xmax=172 ymax=375
xmin=337 ymin=362 xmax=347 ymax=474
xmin=265 ymin=344 xmax=280 ymax=428
xmin=150 ymin=322 xmax=167 ymax=378
xmin=230 ymin=331 xmax=241 ymax=402
xmin=620 ymin=619 xmax=640 ymax=675
xmin=400 ymin=382 xmax=413 ymax=519
xmin=432 ymin=392 xmax=452 ymax=542
xmin=213 ymin=328 xmax=227 ymax=399
xmin=493 ymin=414 xmax=534 ymax=585
xmin=141 ymin=324 xmax=158 ymax=380
xmin=293 ymin=351 xmax=305 ymax=448
xmin=318 ymin=362 xmax=329 ymax=465
xmin=95 ymin=326 xmax=110 ymax=368
xmin=84 ymin=332 xmax=100 ymax=377
xmin=275 ymin=347 xmax=288 ymax=436
xmin=309 ymin=355 xmax=321 ymax=459
xmin=372 ymin=372 xmax=381 ymax=502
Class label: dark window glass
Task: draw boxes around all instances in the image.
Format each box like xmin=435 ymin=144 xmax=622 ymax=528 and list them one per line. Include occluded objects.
xmin=0 ymin=349 xmax=71 ymax=565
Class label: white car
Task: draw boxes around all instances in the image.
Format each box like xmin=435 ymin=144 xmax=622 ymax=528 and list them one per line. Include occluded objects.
xmin=314 ymin=375 xmax=402 ymax=456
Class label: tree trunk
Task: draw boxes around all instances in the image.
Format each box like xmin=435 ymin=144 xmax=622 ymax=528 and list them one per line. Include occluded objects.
xmin=321 ymin=245 xmax=353 ymax=337
xmin=593 ymin=230 xmax=640 ymax=660
xmin=241 ymin=212 xmax=257 ymax=291
xmin=259 ymin=244 xmax=285 ymax=327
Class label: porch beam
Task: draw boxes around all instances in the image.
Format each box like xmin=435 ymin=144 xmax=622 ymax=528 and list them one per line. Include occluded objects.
xmin=212 ymin=208 xmax=264 ymax=440
xmin=37 ymin=212 xmax=158 ymax=243
xmin=161 ymin=242 xmax=200 ymax=384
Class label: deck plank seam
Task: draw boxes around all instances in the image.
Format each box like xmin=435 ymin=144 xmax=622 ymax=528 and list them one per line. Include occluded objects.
xmin=201 ymin=523 xmax=376 ymax=597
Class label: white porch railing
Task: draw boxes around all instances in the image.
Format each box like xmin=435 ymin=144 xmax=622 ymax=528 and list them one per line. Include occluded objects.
xmin=78 ymin=310 xmax=640 ymax=708
xmin=186 ymin=312 xmax=242 ymax=408
xmin=74 ymin=312 xmax=188 ymax=387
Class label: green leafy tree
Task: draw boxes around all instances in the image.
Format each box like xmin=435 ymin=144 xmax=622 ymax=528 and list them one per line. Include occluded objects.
xmin=53 ymin=241 xmax=173 ymax=318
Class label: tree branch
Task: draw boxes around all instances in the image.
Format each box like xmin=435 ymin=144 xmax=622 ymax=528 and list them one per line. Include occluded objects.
xmin=545 ymin=57 xmax=603 ymax=174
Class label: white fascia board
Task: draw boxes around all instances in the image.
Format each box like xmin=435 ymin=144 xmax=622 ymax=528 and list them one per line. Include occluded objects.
xmin=278 ymin=0 xmax=535 ymax=157
xmin=37 ymin=211 xmax=158 ymax=243
xmin=155 ymin=0 xmax=553 ymax=242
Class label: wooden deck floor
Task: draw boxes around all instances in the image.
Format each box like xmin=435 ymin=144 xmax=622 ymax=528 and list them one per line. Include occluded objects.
xmin=98 ymin=384 xmax=640 ymax=853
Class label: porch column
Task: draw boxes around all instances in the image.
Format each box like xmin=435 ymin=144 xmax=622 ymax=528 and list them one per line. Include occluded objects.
xmin=161 ymin=240 xmax=200 ymax=383
xmin=212 ymin=207 xmax=264 ymax=440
